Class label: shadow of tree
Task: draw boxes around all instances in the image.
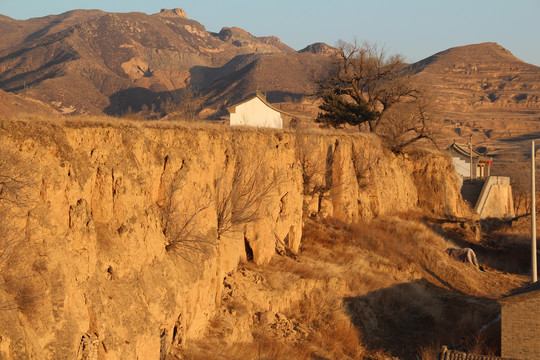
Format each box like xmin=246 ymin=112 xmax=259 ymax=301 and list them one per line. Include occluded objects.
xmin=104 ymin=85 xmax=307 ymax=119
xmin=104 ymin=87 xmax=168 ymax=116
xmin=344 ymin=279 xmax=500 ymax=359
xmin=422 ymin=218 xmax=531 ymax=275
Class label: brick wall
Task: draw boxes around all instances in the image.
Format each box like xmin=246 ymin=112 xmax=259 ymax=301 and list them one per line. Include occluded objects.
xmin=501 ymin=293 xmax=540 ymax=360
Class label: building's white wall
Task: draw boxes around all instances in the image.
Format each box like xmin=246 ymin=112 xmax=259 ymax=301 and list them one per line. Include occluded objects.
xmin=452 ymin=157 xmax=470 ymax=178
xmin=230 ymin=97 xmax=283 ymax=129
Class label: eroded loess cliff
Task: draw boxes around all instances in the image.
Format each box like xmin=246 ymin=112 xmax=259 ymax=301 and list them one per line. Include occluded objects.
xmin=0 ymin=118 xmax=468 ymax=359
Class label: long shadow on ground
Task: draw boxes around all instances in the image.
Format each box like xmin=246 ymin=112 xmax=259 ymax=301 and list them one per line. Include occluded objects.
xmin=344 ymin=279 xmax=500 ymax=359
xmin=423 ymin=218 xmax=531 ymax=275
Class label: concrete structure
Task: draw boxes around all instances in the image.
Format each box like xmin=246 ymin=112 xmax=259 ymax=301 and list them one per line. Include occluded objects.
xmin=448 ymin=142 xmax=492 ymax=182
xmin=499 ymin=283 xmax=540 ymax=360
xmin=448 ymin=144 xmax=513 ymax=219
xmin=227 ymin=91 xmax=295 ymax=129
xmin=474 ymin=176 xmax=514 ymax=218
xmin=460 ymin=176 xmax=514 ymax=219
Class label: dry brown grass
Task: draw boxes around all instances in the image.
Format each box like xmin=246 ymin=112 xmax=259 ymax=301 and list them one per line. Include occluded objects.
xmin=178 ymin=212 xmax=521 ymax=359
xmin=2 ymin=110 xmax=378 ymax=146
xmin=471 ymin=215 xmax=538 ymax=275
xmin=183 ymin=336 xmax=312 ymax=360
xmin=418 ymin=344 xmax=440 ymax=360
xmin=287 ymin=288 xmax=366 ymax=360
xmin=263 ymin=256 xmax=321 ymax=280
xmin=296 ymin=216 xmax=523 ymax=358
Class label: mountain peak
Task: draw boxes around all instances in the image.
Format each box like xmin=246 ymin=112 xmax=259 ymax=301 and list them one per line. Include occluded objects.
xmin=409 ymin=42 xmax=536 ymax=75
xmin=299 ymin=42 xmax=338 ymax=56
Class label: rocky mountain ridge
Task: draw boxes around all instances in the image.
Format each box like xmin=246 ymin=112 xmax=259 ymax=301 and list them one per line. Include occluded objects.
xmin=0 ymin=8 xmax=325 ymax=115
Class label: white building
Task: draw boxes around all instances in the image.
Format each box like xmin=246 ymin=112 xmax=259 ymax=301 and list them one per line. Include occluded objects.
xmin=448 ymin=142 xmax=492 ymax=180
xmin=227 ymin=91 xmax=294 ymax=129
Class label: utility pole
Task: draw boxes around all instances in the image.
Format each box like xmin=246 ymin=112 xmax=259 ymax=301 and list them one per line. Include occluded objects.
xmin=532 ymin=140 xmax=537 ymax=283
xmin=469 ymin=134 xmax=473 ymax=179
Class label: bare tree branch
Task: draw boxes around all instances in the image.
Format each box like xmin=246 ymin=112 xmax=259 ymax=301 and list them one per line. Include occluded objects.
xmin=378 ymin=88 xmax=439 ymax=152
xmin=159 ymin=173 xmax=215 ymax=262
xmin=161 ymin=85 xmax=205 ymax=121
xmin=216 ymin=147 xmax=282 ymax=237
xmin=316 ymin=40 xmax=419 ymax=134
xmin=0 ymin=148 xmax=37 ymax=312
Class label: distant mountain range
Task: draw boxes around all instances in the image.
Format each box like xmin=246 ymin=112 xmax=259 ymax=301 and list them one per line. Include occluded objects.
xmin=0 ymin=8 xmax=539 ymax=135
xmin=0 ymin=9 xmax=334 ymax=116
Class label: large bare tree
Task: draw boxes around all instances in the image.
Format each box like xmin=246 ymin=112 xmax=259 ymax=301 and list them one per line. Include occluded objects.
xmin=317 ymin=40 xmax=428 ymax=132
xmin=162 ymin=85 xmax=205 ymax=121
xmin=377 ymin=88 xmax=439 ymax=152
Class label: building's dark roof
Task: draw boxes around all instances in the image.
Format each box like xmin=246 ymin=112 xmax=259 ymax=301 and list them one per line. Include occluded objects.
xmin=499 ymin=282 xmax=540 ymax=304
xmin=448 ymin=142 xmax=492 ymax=162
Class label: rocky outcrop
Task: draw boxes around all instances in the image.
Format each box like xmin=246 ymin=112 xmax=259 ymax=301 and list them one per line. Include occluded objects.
xmin=157 ymin=8 xmax=188 ymax=19
xmin=257 ymin=36 xmax=296 ymax=53
xmin=299 ymin=42 xmax=339 ymax=56
xmin=0 ymin=119 xmax=468 ymax=359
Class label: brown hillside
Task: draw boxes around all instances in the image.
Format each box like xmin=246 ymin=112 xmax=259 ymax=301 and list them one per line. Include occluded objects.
xmin=1 ymin=11 xmax=539 ymax=142
xmin=0 ymin=10 xmax=105 ymax=54
xmin=299 ymin=42 xmax=339 ymax=56
xmin=215 ymin=27 xmax=296 ymax=53
xmin=0 ymin=88 xmax=58 ymax=116
xmin=199 ymin=52 xmax=332 ymax=116
xmin=410 ymin=42 xmax=540 ymax=142
xmin=0 ymin=9 xmax=296 ymax=115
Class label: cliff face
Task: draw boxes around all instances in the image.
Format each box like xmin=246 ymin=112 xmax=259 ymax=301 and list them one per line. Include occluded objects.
xmin=0 ymin=119 xmax=468 ymax=359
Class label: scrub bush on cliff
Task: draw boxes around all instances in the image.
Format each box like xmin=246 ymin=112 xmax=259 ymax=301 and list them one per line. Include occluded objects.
xmin=0 ymin=148 xmax=36 ymax=311
xmin=215 ymin=148 xmax=282 ymax=238
xmin=161 ymin=85 xmax=205 ymax=121
xmin=159 ymin=174 xmax=215 ymax=261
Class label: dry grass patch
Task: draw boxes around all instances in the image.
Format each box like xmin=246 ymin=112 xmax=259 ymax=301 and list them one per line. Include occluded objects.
xmin=180 ymin=214 xmax=525 ymax=359
xmin=299 ymin=216 xmax=524 ymax=358
xmin=285 ymin=288 xmax=366 ymax=360
xmin=264 ymin=256 xmax=321 ymax=280
xmin=183 ymin=334 xmax=312 ymax=360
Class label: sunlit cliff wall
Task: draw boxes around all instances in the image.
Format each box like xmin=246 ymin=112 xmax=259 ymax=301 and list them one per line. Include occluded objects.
xmin=0 ymin=119 xmax=469 ymax=359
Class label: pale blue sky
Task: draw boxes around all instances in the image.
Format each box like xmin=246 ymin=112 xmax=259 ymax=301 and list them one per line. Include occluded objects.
xmin=1 ymin=0 xmax=539 ymax=65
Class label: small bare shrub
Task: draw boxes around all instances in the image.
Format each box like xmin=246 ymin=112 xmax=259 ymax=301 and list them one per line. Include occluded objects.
xmin=161 ymin=85 xmax=205 ymax=121
xmin=216 ymin=148 xmax=281 ymax=237
xmin=289 ymin=288 xmax=365 ymax=360
xmin=464 ymin=331 xmax=498 ymax=357
xmin=294 ymin=129 xmax=326 ymax=195
xmin=159 ymin=173 xmax=215 ymax=261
